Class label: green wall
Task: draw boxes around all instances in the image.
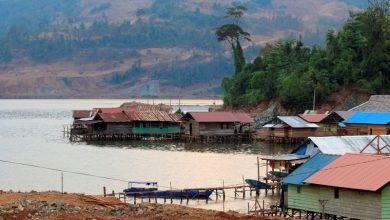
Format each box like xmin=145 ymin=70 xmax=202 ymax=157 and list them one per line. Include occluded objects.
xmin=288 ymin=184 xmax=381 ymax=219
xmin=382 ymin=185 xmax=390 ymax=219
xmin=132 ymin=127 xmax=180 ymax=134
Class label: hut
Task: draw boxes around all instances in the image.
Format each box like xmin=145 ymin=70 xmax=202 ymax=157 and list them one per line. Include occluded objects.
xmin=293 ymin=135 xmax=390 ymax=157
xmin=343 ymin=112 xmax=390 ymax=135
xmin=297 ymin=153 xmax=390 ymax=220
xmin=263 ymin=116 xmax=318 ymax=142
xmin=181 ymin=112 xmax=254 ymax=138
xmin=282 ymin=154 xmax=339 ymax=213
xmin=94 ymin=112 xmax=132 ymax=134
xmin=299 ymin=111 xmax=355 ymax=136
xmin=72 ymin=110 xmax=92 ymax=120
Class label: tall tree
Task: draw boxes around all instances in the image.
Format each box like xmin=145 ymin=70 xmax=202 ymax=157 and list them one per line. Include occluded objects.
xmin=215 ymin=6 xmax=250 ymax=73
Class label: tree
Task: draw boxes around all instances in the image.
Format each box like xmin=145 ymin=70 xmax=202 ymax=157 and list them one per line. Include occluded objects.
xmin=215 ymin=6 xmax=251 ymax=73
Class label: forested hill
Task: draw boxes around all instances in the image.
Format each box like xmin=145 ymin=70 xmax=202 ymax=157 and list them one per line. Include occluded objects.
xmin=222 ymin=2 xmax=390 ymax=113
xmin=0 ymin=0 xmax=367 ymax=98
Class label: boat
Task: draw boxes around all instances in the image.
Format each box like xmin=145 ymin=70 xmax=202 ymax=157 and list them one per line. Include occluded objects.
xmin=141 ymin=189 xmax=214 ymax=199
xmin=123 ymin=181 xmax=213 ymax=198
xmin=123 ymin=181 xmax=158 ymax=194
xmin=268 ymin=171 xmax=288 ymax=179
xmin=245 ymin=179 xmax=270 ymax=190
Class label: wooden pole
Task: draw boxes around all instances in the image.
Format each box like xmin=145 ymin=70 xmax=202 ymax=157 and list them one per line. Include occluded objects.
xmin=103 ymin=186 xmax=106 ymax=197
xmin=61 ymin=172 xmax=64 ymax=194
xmin=242 ymin=176 xmax=246 ymax=198
xmin=257 ymin=157 xmax=260 ymax=195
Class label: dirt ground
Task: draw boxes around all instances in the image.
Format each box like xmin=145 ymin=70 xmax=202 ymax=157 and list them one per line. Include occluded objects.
xmin=0 ymin=191 xmax=280 ymax=220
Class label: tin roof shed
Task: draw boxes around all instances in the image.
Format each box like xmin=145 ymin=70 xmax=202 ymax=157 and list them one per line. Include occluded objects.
xmin=283 ymin=154 xmax=339 ymax=185
xmin=305 ymin=153 xmax=390 ymax=191
xmin=278 ymin=116 xmax=319 ymax=128
xmin=294 ymin=135 xmax=390 ymax=156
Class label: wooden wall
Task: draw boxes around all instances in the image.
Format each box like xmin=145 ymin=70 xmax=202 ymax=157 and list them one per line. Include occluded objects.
xmin=314 ymin=123 xmax=338 ymax=137
xmin=183 ymin=120 xmax=237 ymax=136
xmin=274 ymin=128 xmax=316 ymax=138
xmin=345 ymin=124 xmax=390 ymax=135
xmin=105 ymin=123 xmax=132 ymax=134
xmin=199 ymin=122 xmax=235 ymax=136
xmin=288 ymin=184 xmax=381 ymax=220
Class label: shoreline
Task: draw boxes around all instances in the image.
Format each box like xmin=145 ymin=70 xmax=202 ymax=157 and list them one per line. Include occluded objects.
xmin=0 ymin=191 xmax=276 ymax=219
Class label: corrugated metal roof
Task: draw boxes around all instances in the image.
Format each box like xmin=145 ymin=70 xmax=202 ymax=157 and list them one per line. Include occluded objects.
xmin=233 ymin=113 xmax=255 ymax=123
xmin=300 ymin=135 xmax=390 ymax=155
xmin=278 ymin=116 xmax=319 ymax=128
xmin=124 ymin=105 xmax=161 ymax=112
xmin=283 ymin=154 xmax=339 ymax=185
xmin=298 ymin=114 xmax=328 ymax=123
xmin=72 ymin=110 xmax=91 ymax=119
xmin=98 ymin=112 xmax=130 ymax=123
xmin=97 ymin=108 xmax=125 ymax=114
xmin=172 ymin=106 xmax=209 ymax=114
xmin=187 ymin=112 xmax=254 ymax=123
xmin=343 ymin=112 xmax=390 ymax=125
xmin=124 ymin=111 xmax=177 ymax=122
xmin=305 ymin=153 xmax=390 ymax=191
xmin=349 ymin=95 xmax=390 ymax=112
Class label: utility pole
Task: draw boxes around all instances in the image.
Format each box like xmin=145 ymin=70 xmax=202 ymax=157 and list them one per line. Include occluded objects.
xmin=312 ymin=88 xmax=316 ymax=112
xmin=319 ymin=199 xmax=328 ymax=220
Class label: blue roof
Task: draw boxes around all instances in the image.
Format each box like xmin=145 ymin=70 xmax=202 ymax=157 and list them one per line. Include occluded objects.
xmin=283 ymin=154 xmax=339 ymax=185
xmin=343 ymin=112 xmax=390 ymax=125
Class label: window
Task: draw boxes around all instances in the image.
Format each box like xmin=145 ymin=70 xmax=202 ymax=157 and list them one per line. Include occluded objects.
xmin=226 ymin=123 xmax=229 ymax=129
xmin=297 ymin=186 xmax=301 ymax=194
xmin=334 ymin=188 xmax=339 ymax=199
xmin=221 ymin=123 xmax=224 ymax=129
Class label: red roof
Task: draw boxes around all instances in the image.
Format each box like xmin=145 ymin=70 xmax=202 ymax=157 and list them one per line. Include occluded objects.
xmin=299 ymin=114 xmax=328 ymax=123
xmin=98 ymin=112 xmax=130 ymax=123
xmin=72 ymin=110 xmax=91 ymax=119
xmin=187 ymin=112 xmax=254 ymax=123
xmin=124 ymin=105 xmax=161 ymax=112
xmin=96 ymin=108 xmax=125 ymax=114
xmin=305 ymin=153 xmax=390 ymax=191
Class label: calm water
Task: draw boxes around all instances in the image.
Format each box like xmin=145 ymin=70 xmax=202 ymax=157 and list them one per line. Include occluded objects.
xmin=0 ymin=99 xmax=294 ymax=212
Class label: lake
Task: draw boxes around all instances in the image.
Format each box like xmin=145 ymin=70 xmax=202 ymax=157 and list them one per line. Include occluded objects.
xmin=0 ymin=99 xmax=294 ymax=213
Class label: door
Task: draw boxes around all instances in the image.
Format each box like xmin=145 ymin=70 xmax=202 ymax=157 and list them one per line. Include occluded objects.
xmin=189 ymin=123 xmax=193 ymax=136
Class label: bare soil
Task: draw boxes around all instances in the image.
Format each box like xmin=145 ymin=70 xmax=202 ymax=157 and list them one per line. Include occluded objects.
xmin=0 ymin=191 xmax=279 ymax=220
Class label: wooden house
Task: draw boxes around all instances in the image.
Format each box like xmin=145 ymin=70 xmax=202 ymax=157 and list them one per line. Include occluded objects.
xmin=282 ymin=154 xmax=339 ymax=210
xmin=181 ymin=112 xmax=254 ymax=137
xmin=343 ymin=112 xmax=390 ymax=135
xmin=299 ymin=111 xmax=354 ymax=136
xmin=124 ymin=111 xmax=181 ymax=135
xmin=262 ymin=116 xmax=318 ymax=141
xmin=285 ymin=153 xmax=390 ymax=220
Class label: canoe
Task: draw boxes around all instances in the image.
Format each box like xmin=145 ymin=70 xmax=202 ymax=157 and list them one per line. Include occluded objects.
xmin=245 ymin=179 xmax=270 ymax=190
xmin=126 ymin=189 xmax=214 ymax=199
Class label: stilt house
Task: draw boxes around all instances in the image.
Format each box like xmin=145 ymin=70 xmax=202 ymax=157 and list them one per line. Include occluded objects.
xmin=262 ymin=116 xmax=318 ymax=141
xmin=343 ymin=112 xmax=390 ymax=135
xmin=299 ymin=153 xmax=390 ymax=220
xmin=181 ymin=112 xmax=254 ymax=137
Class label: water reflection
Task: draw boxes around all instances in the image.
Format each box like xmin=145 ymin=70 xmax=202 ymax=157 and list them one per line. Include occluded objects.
xmin=84 ymin=140 xmax=294 ymax=155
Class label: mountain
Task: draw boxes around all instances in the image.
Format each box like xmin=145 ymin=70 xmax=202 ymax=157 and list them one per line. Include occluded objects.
xmin=0 ymin=0 xmax=367 ymax=98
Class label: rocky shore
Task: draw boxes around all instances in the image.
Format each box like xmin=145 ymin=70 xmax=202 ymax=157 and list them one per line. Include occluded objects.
xmin=0 ymin=191 xmax=279 ymax=220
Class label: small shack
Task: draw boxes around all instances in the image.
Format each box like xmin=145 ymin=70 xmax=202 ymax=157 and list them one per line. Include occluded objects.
xmin=181 ymin=112 xmax=254 ymax=140
xmin=263 ymin=116 xmax=319 ymax=143
xmin=282 ymin=154 xmax=339 ymax=214
xmin=300 ymin=153 xmax=390 ymax=220
xmin=299 ymin=111 xmax=354 ymax=136
xmin=343 ymin=112 xmax=390 ymax=135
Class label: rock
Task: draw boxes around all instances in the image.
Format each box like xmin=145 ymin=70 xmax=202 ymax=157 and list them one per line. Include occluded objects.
xmin=18 ymin=204 xmax=24 ymax=212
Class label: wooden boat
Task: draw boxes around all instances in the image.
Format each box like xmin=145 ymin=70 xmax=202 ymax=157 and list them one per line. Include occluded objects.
xmin=140 ymin=189 xmax=214 ymax=199
xmin=123 ymin=181 xmax=158 ymax=194
xmin=245 ymin=179 xmax=270 ymax=190
xmin=268 ymin=171 xmax=288 ymax=178
xmin=123 ymin=181 xmax=213 ymax=198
